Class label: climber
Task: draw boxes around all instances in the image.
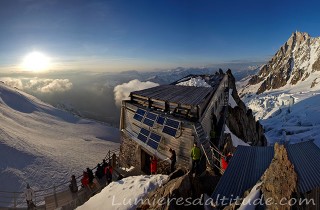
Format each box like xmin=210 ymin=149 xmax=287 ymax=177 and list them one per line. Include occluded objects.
xmin=105 ymin=163 xmax=113 ymax=185
xmin=221 ymin=157 xmax=228 ymax=171
xmin=95 ymin=163 xmax=104 ymax=181
xmin=226 ymin=152 xmax=233 ymax=163
xmin=24 ymin=183 xmax=35 ymax=210
xmin=86 ymin=167 xmax=94 ymax=185
xmin=69 ymin=175 xmax=78 ymax=193
xmin=81 ymin=171 xmax=89 ymax=188
xmin=169 ymin=148 xmax=176 ymax=173
xmin=150 ymin=155 xmax=158 ymax=175
xmin=191 ymin=143 xmax=201 ymax=174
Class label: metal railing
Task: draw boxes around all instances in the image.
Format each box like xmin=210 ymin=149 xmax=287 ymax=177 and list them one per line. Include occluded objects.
xmin=0 ymin=147 xmax=120 ymax=209
xmin=193 ymin=124 xmax=224 ymax=174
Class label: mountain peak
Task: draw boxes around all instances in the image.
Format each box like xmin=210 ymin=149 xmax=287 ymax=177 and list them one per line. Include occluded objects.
xmin=246 ymin=31 xmax=320 ymax=94
xmin=291 ymin=31 xmax=310 ymax=38
xmin=286 ymin=31 xmax=311 ymax=50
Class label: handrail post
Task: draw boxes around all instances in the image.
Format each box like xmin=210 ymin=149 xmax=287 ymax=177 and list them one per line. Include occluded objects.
xmin=13 ymin=192 xmax=16 ymax=208
xmin=34 ymin=191 xmax=37 ymax=207
xmin=53 ymin=185 xmax=58 ymax=208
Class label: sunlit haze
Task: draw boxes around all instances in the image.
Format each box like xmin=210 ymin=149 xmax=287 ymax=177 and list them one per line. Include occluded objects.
xmin=21 ymin=52 xmax=51 ymax=72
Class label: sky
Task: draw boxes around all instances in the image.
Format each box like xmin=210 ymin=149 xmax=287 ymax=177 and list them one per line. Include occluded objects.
xmin=1 ymin=0 xmax=320 ymax=72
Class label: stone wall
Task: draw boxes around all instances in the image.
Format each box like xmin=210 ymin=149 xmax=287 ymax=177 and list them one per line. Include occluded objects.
xmin=119 ymin=132 xmax=141 ymax=168
xmin=119 ymin=132 xmax=174 ymax=175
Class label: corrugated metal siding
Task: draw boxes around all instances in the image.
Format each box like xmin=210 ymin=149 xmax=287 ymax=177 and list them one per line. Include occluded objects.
xmin=131 ymin=85 xmax=215 ymax=106
xmin=211 ymin=146 xmax=274 ymax=204
xmin=286 ymin=141 xmax=320 ymax=193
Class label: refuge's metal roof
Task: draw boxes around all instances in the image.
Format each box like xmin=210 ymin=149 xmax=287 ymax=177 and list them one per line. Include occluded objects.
xmin=211 ymin=146 xmax=274 ymax=204
xmin=286 ymin=141 xmax=320 ymax=193
xmin=131 ymin=85 xmax=215 ymax=106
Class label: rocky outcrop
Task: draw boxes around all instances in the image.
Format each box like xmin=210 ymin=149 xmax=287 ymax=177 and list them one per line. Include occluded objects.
xmin=138 ymin=169 xmax=220 ymax=210
xmin=247 ymin=31 xmax=320 ymax=94
xmin=311 ymin=78 xmax=319 ymax=88
xmin=226 ymin=70 xmax=267 ymax=146
xmin=138 ymin=172 xmax=193 ymax=210
xmin=261 ymin=143 xmax=298 ymax=210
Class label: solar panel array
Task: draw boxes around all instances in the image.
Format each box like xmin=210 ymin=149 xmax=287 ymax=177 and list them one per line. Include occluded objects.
xmin=136 ymin=128 xmax=162 ymax=150
xmin=133 ymin=108 xmax=181 ymax=138
xmin=133 ymin=109 xmax=166 ymax=127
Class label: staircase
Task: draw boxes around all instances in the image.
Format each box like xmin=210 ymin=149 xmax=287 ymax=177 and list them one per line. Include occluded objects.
xmin=194 ymin=123 xmax=222 ymax=172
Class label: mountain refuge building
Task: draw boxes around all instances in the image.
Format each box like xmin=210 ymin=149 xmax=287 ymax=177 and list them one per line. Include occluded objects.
xmin=119 ymin=73 xmax=230 ymax=174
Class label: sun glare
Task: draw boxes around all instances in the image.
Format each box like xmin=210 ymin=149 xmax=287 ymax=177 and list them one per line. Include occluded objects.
xmin=22 ymin=52 xmax=51 ymax=72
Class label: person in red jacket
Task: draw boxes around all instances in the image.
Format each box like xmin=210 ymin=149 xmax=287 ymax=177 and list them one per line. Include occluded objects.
xmin=226 ymin=152 xmax=233 ymax=163
xmin=150 ymin=156 xmax=157 ymax=175
xmin=105 ymin=165 xmax=113 ymax=185
xmin=221 ymin=157 xmax=228 ymax=171
xmin=81 ymin=171 xmax=89 ymax=188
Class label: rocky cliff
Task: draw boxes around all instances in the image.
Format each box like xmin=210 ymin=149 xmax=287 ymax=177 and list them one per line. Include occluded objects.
xmin=225 ymin=70 xmax=267 ymax=147
xmin=247 ymin=31 xmax=320 ymax=94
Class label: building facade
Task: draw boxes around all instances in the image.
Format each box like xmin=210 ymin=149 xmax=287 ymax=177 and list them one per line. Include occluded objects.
xmin=119 ymin=73 xmax=229 ymax=174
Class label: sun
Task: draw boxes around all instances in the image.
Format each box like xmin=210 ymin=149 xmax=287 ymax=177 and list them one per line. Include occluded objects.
xmin=22 ymin=52 xmax=51 ymax=72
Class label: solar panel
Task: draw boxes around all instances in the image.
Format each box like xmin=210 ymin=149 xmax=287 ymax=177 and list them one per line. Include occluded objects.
xmin=137 ymin=133 xmax=148 ymax=143
xmin=165 ymin=118 xmax=180 ymax=129
xmin=133 ymin=114 xmax=143 ymax=122
xmin=156 ymin=116 xmax=165 ymax=125
xmin=137 ymin=128 xmax=150 ymax=143
xmin=149 ymin=132 xmax=161 ymax=143
xmin=162 ymin=126 xmax=177 ymax=137
xmin=133 ymin=108 xmax=146 ymax=122
xmin=146 ymin=112 xmax=157 ymax=120
xmin=136 ymin=108 xmax=146 ymax=116
xmin=147 ymin=139 xmax=159 ymax=150
xmin=143 ymin=118 xmax=155 ymax=127
xmin=140 ymin=128 xmax=150 ymax=136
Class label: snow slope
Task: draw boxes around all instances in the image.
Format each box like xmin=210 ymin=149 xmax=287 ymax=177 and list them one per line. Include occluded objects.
xmin=224 ymin=125 xmax=250 ymax=147
xmin=0 ymin=82 xmax=120 ymax=193
xmin=77 ymin=175 xmax=168 ymax=210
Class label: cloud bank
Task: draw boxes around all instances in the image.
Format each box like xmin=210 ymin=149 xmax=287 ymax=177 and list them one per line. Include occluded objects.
xmin=0 ymin=77 xmax=73 ymax=93
xmin=26 ymin=78 xmax=73 ymax=93
xmin=113 ymin=79 xmax=159 ymax=106
xmin=0 ymin=77 xmax=24 ymax=90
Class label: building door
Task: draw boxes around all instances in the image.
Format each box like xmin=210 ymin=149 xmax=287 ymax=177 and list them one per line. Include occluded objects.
xmin=141 ymin=149 xmax=152 ymax=174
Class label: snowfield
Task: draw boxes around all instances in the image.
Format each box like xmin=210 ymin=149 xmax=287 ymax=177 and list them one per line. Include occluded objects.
xmin=77 ymin=175 xmax=168 ymax=210
xmin=0 ymin=82 xmax=120 ymax=193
